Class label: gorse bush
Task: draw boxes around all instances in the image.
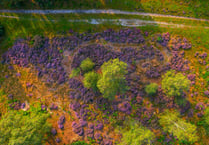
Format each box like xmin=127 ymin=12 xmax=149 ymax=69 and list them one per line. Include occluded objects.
xmin=162 ymin=70 xmax=190 ymax=97
xmin=119 ymin=123 xmax=155 ymax=145
xmin=145 ymin=83 xmax=158 ymax=96
xmin=69 ymin=68 xmax=80 ymax=78
xmin=83 ymin=71 xmax=99 ymax=91
xmin=159 ymin=110 xmax=198 ymax=143
xmin=0 ymin=110 xmax=51 ymax=145
xmin=80 ymin=58 xmax=95 ymax=72
xmin=97 ymin=58 xmax=128 ymax=100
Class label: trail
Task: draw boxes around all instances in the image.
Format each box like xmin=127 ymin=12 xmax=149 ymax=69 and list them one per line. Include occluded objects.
xmin=0 ymin=15 xmax=208 ymax=29
xmin=0 ymin=9 xmax=209 ymax=22
xmin=0 ymin=9 xmax=208 ymax=28
xmin=67 ymin=19 xmax=209 ymax=29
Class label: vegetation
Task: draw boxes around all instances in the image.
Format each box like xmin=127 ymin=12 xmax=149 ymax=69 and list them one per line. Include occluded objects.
xmin=0 ymin=24 xmax=4 ymax=37
xmin=202 ymin=107 xmax=209 ymax=135
xmin=162 ymin=70 xmax=190 ymax=97
xmin=119 ymin=122 xmax=155 ymax=145
xmin=69 ymin=68 xmax=80 ymax=78
xmin=0 ymin=0 xmax=26 ymax=8
xmin=145 ymin=83 xmax=158 ymax=96
xmin=0 ymin=110 xmax=51 ymax=145
xmin=83 ymin=71 xmax=99 ymax=91
xmin=80 ymin=58 xmax=95 ymax=72
xmin=159 ymin=110 xmax=199 ymax=143
xmin=97 ymin=58 xmax=128 ymax=100
xmin=0 ymin=0 xmax=208 ymax=19
xmin=0 ymin=2 xmax=208 ymax=144
xmin=71 ymin=141 xmax=89 ymax=145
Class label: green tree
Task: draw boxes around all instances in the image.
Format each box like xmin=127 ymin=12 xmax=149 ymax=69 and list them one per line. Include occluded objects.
xmin=159 ymin=110 xmax=198 ymax=143
xmin=83 ymin=71 xmax=99 ymax=91
xmin=97 ymin=58 xmax=128 ymax=100
xmin=80 ymin=58 xmax=95 ymax=72
xmin=161 ymin=70 xmax=190 ymax=97
xmin=0 ymin=110 xmax=51 ymax=145
xmin=119 ymin=123 xmax=155 ymax=145
xmin=145 ymin=83 xmax=158 ymax=96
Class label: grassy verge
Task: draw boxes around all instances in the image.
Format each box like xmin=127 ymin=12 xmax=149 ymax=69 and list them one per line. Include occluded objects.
xmin=0 ymin=0 xmax=208 ymax=19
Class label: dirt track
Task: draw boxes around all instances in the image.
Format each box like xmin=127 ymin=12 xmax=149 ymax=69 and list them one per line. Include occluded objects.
xmin=0 ymin=9 xmax=209 ymax=22
xmin=0 ymin=9 xmax=208 ymax=28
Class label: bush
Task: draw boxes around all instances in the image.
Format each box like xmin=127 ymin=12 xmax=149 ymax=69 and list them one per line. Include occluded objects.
xmin=159 ymin=110 xmax=198 ymax=143
xmin=97 ymin=58 xmax=128 ymax=100
xmin=0 ymin=110 xmax=51 ymax=145
xmin=119 ymin=123 xmax=155 ymax=145
xmin=202 ymin=107 xmax=209 ymax=135
xmin=69 ymin=68 xmax=80 ymax=78
xmin=71 ymin=141 xmax=88 ymax=145
xmin=145 ymin=83 xmax=158 ymax=96
xmin=162 ymin=70 xmax=190 ymax=97
xmin=1 ymin=0 xmax=26 ymax=8
xmin=0 ymin=25 xmax=4 ymax=37
xmin=34 ymin=0 xmax=54 ymax=8
xmin=80 ymin=58 xmax=95 ymax=72
xmin=83 ymin=71 xmax=99 ymax=91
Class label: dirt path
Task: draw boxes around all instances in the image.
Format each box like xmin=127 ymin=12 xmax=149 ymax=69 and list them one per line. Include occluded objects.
xmin=67 ymin=19 xmax=209 ymax=28
xmin=0 ymin=9 xmax=209 ymax=22
xmin=0 ymin=14 xmax=208 ymax=29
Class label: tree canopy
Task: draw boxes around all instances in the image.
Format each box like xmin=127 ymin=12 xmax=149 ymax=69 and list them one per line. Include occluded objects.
xmin=162 ymin=70 xmax=190 ymax=97
xmin=0 ymin=110 xmax=51 ymax=145
xmin=97 ymin=58 xmax=128 ymax=100
xmin=159 ymin=110 xmax=198 ymax=143
xmin=119 ymin=123 xmax=155 ymax=145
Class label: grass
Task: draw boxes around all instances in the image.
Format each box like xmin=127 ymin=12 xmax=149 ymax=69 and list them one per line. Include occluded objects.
xmin=0 ymin=0 xmax=209 ymax=19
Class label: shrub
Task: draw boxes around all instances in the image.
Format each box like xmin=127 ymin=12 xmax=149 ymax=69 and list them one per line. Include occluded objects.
xmin=33 ymin=35 xmax=45 ymax=48
xmin=80 ymin=58 xmax=95 ymax=72
xmin=71 ymin=141 xmax=88 ymax=145
xmin=69 ymin=68 xmax=80 ymax=78
xmin=119 ymin=123 xmax=155 ymax=145
xmin=34 ymin=0 xmax=54 ymax=8
xmin=159 ymin=110 xmax=198 ymax=143
xmin=0 ymin=110 xmax=51 ymax=145
xmin=0 ymin=25 xmax=4 ymax=37
xmin=202 ymin=107 xmax=209 ymax=135
xmin=162 ymin=70 xmax=190 ymax=97
xmin=83 ymin=71 xmax=99 ymax=91
xmin=1 ymin=0 xmax=26 ymax=8
xmin=145 ymin=83 xmax=158 ymax=96
xmin=97 ymin=58 xmax=128 ymax=100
